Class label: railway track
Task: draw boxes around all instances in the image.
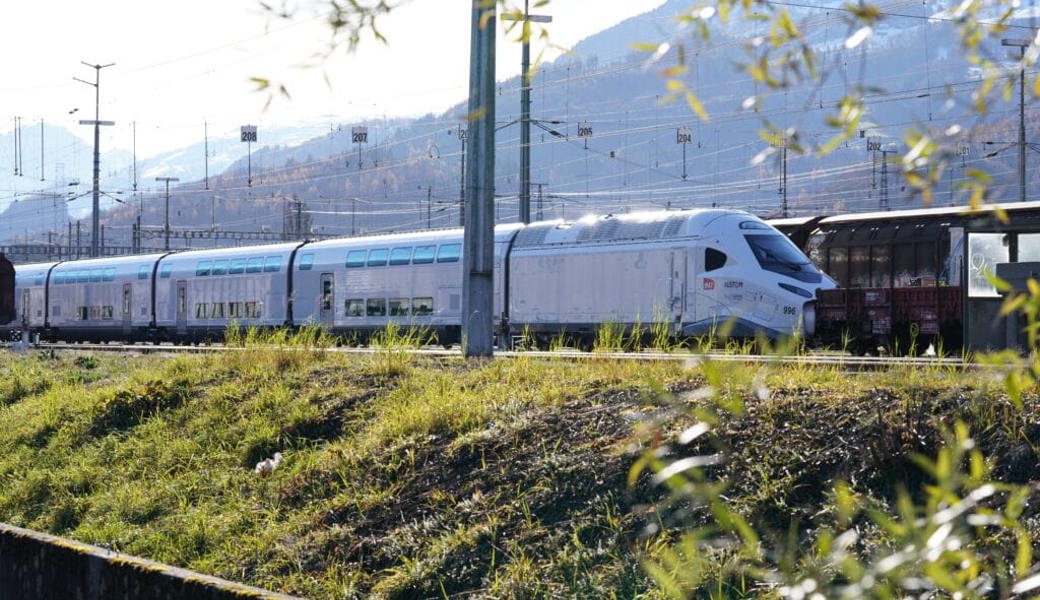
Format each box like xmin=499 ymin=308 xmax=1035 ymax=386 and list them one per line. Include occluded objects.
xmin=0 ymin=341 xmax=974 ymax=370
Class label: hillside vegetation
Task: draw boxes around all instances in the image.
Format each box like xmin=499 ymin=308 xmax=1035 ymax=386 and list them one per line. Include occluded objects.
xmin=0 ymin=338 xmax=1036 ymax=599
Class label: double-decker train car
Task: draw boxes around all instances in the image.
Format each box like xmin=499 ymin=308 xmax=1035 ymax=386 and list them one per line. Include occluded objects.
xmin=0 ymin=208 xmax=831 ymax=346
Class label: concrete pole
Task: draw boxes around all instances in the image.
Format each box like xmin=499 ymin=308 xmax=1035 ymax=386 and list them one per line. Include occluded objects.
xmin=462 ymin=0 xmax=496 ymax=358
xmin=519 ymin=0 xmax=531 ymax=224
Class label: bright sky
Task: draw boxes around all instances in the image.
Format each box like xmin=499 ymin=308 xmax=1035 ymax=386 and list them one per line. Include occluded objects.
xmin=4 ymin=0 xmax=666 ymax=158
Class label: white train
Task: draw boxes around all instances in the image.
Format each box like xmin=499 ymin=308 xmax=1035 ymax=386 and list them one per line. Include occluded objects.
xmin=0 ymin=209 xmax=834 ymax=346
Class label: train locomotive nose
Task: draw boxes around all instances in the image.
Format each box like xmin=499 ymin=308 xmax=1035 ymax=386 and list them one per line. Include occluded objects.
xmin=802 ymin=302 xmax=816 ymax=337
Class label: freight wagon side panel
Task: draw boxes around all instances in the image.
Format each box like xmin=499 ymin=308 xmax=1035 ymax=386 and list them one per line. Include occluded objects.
xmin=0 ymin=254 xmax=13 ymax=325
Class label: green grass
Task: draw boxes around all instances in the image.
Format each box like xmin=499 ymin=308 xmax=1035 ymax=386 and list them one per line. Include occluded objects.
xmin=0 ymin=339 xmax=1036 ymax=599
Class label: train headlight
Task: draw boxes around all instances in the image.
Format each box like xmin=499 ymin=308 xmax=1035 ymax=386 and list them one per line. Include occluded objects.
xmin=802 ymin=303 xmax=816 ymax=337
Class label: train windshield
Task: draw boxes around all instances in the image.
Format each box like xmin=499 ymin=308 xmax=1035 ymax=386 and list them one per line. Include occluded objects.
xmin=744 ymin=234 xmax=822 ymax=284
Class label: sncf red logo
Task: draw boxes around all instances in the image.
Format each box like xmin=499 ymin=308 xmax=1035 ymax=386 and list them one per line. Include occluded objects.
xmin=703 ymin=278 xmax=715 ymax=290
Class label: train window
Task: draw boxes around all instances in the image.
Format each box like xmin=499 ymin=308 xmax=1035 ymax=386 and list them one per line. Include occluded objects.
xmin=77 ymin=271 xmax=89 ymax=283
xmin=90 ymin=270 xmax=102 ymax=282
xmin=138 ymin=265 xmax=150 ymax=280
xmin=412 ymin=297 xmax=433 ymax=316
xmin=345 ymin=299 xmax=365 ymax=317
xmin=389 ymin=247 xmax=413 ymax=265
xmin=34 ymin=274 xmax=44 ymax=285
xmin=346 ymin=250 xmax=367 ymax=268
xmin=437 ymin=243 xmax=461 ymax=263
xmin=366 ymin=298 xmax=387 ymax=316
xmin=744 ymin=234 xmax=821 ymax=284
xmin=229 ymin=259 xmax=246 ymax=274
xmin=53 ymin=273 xmax=64 ymax=285
xmin=389 ymin=298 xmax=410 ymax=316
xmin=739 ymin=221 xmax=771 ymax=230
xmin=123 ymin=289 xmax=131 ymax=315
xmin=196 ymin=261 xmax=212 ymax=276
xmin=211 ymin=303 xmax=226 ymax=319
xmin=322 ymin=280 xmax=333 ymax=310
xmin=101 ymin=306 xmax=114 ymax=320
xmin=264 ymin=256 xmax=281 ymax=272
xmin=212 ymin=260 xmax=229 ymax=276
xmin=104 ymin=268 xmax=116 ymax=282
xmin=245 ymin=301 xmax=262 ymax=318
xmin=246 ymin=257 xmax=264 ymax=273
xmin=367 ymin=249 xmax=389 ymax=266
xmin=160 ymin=264 xmax=173 ymax=279
xmin=89 ymin=306 xmax=100 ymax=320
xmin=413 ymin=246 xmax=436 ymax=264
xmin=229 ymin=302 xmax=243 ymax=319
xmin=705 ymin=248 xmax=727 ymax=272
xmin=298 ymin=253 xmax=315 ymax=271
xmin=78 ymin=307 xmax=88 ymax=321
xmin=196 ymin=303 xmax=208 ymax=319
xmin=870 ymin=246 xmax=891 ymax=288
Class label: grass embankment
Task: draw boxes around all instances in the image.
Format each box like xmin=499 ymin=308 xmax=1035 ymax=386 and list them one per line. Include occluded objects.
xmin=0 ymin=341 xmax=1036 ymax=599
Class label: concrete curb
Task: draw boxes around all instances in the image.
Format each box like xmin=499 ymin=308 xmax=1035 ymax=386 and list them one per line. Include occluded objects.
xmin=0 ymin=523 xmax=304 ymax=600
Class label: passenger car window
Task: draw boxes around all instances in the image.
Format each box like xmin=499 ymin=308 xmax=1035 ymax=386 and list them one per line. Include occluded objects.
xmin=229 ymin=259 xmax=246 ymax=274
xmin=246 ymin=257 xmax=264 ymax=273
xmin=389 ymin=247 xmax=413 ymax=265
xmin=196 ymin=261 xmax=212 ymax=276
xmin=346 ymin=250 xmax=367 ymax=268
xmin=705 ymin=248 xmax=727 ymax=272
xmin=103 ymin=268 xmax=116 ymax=281
xmin=367 ymin=249 xmax=389 ymax=267
xmin=138 ymin=265 xmax=151 ymax=280
xmin=345 ymin=299 xmax=364 ymax=317
xmin=412 ymin=246 xmax=436 ymax=264
xmin=412 ymin=297 xmax=434 ymax=316
xmin=211 ymin=260 xmax=229 ymax=275
xmin=437 ymin=243 xmax=461 ymax=263
xmin=366 ymin=298 xmax=387 ymax=316
xmin=160 ymin=264 xmax=173 ymax=279
xmin=388 ymin=298 xmax=410 ymax=316
xmin=264 ymin=256 xmax=281 ymax=272
xmin=298 ymin=253 xmax=315 ymax=271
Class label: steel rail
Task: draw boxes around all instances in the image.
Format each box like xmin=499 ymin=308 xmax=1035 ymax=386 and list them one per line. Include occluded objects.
xmin=0 ymin=341 xmax=979 ymax=370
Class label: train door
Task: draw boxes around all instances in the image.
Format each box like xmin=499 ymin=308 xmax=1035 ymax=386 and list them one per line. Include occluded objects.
xmin=176 ymin=280 xmax=188 ymax=335
xmin=319 ymin=273 xmax=334 ymax=326
xmin=122 ymin=283 xmax=132 ymax=337
xmin=669 ymin=249 xmax=686 ymax=333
